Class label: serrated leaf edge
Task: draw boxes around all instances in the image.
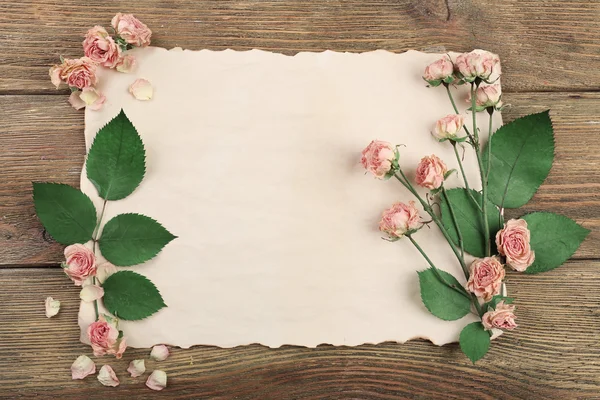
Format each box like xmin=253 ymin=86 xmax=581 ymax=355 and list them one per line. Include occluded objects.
xmin=102 ymin=270 xmax=167 ymax=321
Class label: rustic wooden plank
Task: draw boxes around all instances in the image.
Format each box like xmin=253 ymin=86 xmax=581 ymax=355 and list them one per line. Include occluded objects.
xmin=0 ymin=92 xmax=598 ymax=266
xmin=0 ymin=263 xmax=598 ymax=398
xmin=1 ymin=0 xmax=600 ymax=93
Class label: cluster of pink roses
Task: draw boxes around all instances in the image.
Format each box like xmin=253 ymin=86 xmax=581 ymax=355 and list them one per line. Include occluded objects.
xmin=49 ymin=13 xmax=151 ymax=110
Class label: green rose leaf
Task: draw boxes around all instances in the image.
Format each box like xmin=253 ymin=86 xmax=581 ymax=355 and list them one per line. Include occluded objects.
xmin=440 ymin=188 xmax=501 ymax=257
xmin=522 ymin=212 xmax=590 ymax=274
xmin=418 ymin=268 xmax=471 ymax=321
xmin=102 ymin=270 xmax=166 ymax=320
xmin=32 ymin=183 xmax=97 ymax=245
xmin=99 ymin=213 xmax=177 ymax=266
xmin=483 ymin=111 xmax=554 ymax=209
xmin=459 ymin=322 xmax=491 ymax=364
xmin=86 ymin=109 xmax=146 ymax=201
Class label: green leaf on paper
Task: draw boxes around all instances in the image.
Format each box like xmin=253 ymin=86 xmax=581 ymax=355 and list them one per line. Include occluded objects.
xmin=459 ymin=322 xmax=491 ymax=363
xmin=86 ymin=109 xmax=146 ymax=201
xmin=32 ymin=183 xmax=97 ymax=245
xmin=483 ymin=111 xmax=554 ymax=209
xmin=418 ymin=268 xmax=471 ymax=321
xmin=99 ymin=213 xmax=176 ymax=267
xmin=522 ymin=212 xmax=590 ymax=274
xmin=102 ymin=270 xmax=166 ymax=320
xmin=440 ymin=188 xmax=501 ymax=257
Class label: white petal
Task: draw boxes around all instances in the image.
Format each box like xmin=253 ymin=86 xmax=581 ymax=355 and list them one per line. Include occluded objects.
xmin=68 ymin=91 xmax=86 ymax=110
xmin=71 ymin=355 xmax=95 ymax=380
xmin=96 ymin=262 xmax=117 ymax=282
xmin=150 ymin=344 xmax=169 ymax=361
xmin=97 ymin=365 xmax=120 ymax=387
xmin=127 ymin=359 xmax=146 ymax=378
xmin=146 ymin=370 xmax=167 ymax=391
xmin=129 ymin=78 xmax=153 ymax=100
xmin=79 ymin=285 xmax=104 ymax=302
xmin=45 ymin=296 xmax=60 ymax=318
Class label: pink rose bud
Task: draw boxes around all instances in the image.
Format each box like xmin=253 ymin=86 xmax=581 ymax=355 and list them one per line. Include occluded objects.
xmin=146 ymin=370 xmax=167 ymax=391
xmin=87 ymin=315 xmax=127 ymax=359
xmin=82 ymin=26 xmax=122 ymax=68
xmin=360 ymin=140 xmax=397 ymax=179
xmin=469 ymin=84 xmax=502 ymax=110
xmin=129 ymin=78 xmax=154 ymax=100
xmin=53 ymin=57 xmax=98 ymax=90
xmin=415 ymin=155 xmax=448 ymax=190
xmin=496 ymin=219 xmax=535 ymax=272
xmin=127 ymin=359 xmax=146 ymax=378
xmin=466 ymin=256 xmax=505 ymax=301
xmin=455 ymin=49 xmax=501 ymax=83
xmin=63 ymin=244 xmax=97 ymax=286
xmin=423 ymin=57 xmax=454 ymax=86
xmin=111 ymin=13 xmax=152 ymax=47
xmin=97 ymin=365 xmax=120 ymax=387
xmin=116 ymin=55 xmax=137 ymax=73
xmin=432 ymin=114 xmax=464 ymax=141
xmin=482 ymin=301 xmax=517 ymax=331
xmin=71 ymin=355 xmax=96 ymax=380
xmin=45 ymin=296 xmax=60 ymax=318
xmin=379 ymin=201 xmax=423 ymax=238
xmin=150 ymin=344 xmax=170 ymax=361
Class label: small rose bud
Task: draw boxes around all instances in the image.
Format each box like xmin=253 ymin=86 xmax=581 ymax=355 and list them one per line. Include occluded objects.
xmin=98 ymin=365 xmax=120 ymax=387
xmin=45 ymin=296 xmax=60 ymax=318
xmin=432 ymin=114 xmax=464 ymax=141
xmin=482 ymin=301 xmax=517 ymax=331
xmin=71 ymin=355 xmax=96 ymax=380
xmin=80 ymin=284 xmax=104 ymax=302
xmin=150 ymin=344 xmax=170 ymax=361
xmin=63 ymin=244 xmax=97 ymax=286
xmin=469 ymin=83 xmax=502 ymax=110
xmin=496 ymin=219 xmax=535 ymax=272
xmin=146 ymin=370 xmax=167 ymax=391
xmin=415 ymin=155 xmax=448 ymax=190
xmin=379 ymin=201 xmax=423 ymax=239
xmin=423 ymin=57 xmax=454 ymax=86
xmin=127 ymin=359 xmax=146 ymax=378
xmin=455 ymin=49 xmax=501 ymax=83
xmin=360 ymin=140 xmax=397 ymax=179
xmin=129 ymin=78 xmax=153 ymax=100
xmin=466 ymin=257 xmax=505 ymax=301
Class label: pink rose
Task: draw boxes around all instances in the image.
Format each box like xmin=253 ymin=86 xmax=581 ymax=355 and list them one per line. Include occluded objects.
xmin=496 ymin=219 xmax=535 ymax=272
xmin=87 ymin=315 xmax=127 ymax=359
xmin=432 ymin=114 xmax=464 ymax=141
xmin=83 ymin=26 xmax=122 ymax=68
xmin=455 ymin=50 xmax=501 ymax=83
xmin=63 ymin=244 xmax=96 ymax=286
xmin=360 ymin=140 xmax=397 ymax=179
xmin=111 ymin=13 xmax=152 ymax=47
xmin=466 ymin=257 xmax=505 ymax=301
xmin=54 ymin=57 xmax=98 ymax=90
xmin=469 ymin=83 xmax=502 ymax=110
xmin=423 ymin=57 xmax=454 ymax=86
xmin=379 ymin=201 xmax=422 ymax=238
xmin=415 ymin=155 xmax=447 ymax=190
xmin=116 ymin=55 xmax=137 ymax=73
xmin=482 ymin=301 xmax=517 ymax=331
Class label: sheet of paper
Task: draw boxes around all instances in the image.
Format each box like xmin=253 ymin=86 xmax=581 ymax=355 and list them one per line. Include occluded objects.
xmin=78 ymin=47 xmax=502 ymax=348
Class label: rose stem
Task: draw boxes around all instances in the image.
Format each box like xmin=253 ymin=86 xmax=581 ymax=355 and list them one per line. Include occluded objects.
xmin=442 ymin=186 xmax=464 ymax=258
xmin=91 ymin=198 xmax=108 ymax=321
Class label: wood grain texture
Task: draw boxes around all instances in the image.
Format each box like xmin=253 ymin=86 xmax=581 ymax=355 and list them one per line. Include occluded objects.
xmin=2 ymin=0 xmax=600 ymax=93
xmin=0 ymin=92 xmax=597 ymax=266
xmin=0 ymin=264 xmax=599 ymax=398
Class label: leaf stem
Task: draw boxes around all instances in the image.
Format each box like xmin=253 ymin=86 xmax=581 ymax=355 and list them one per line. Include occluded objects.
xmin=442 ymin=186 xmax=464 ymax=258
xmin=445 ymin=83 xmax=475 ymax=143
xmin=451 ymin=142 xmax=482 ymax=212
xmin=486 ymin=109 xmax=494 ymax=181
xmin=91 ymin=198 xmax=108 ymax=321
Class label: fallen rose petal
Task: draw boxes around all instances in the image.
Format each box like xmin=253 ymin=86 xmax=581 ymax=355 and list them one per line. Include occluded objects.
xmin=129 ymin=78 xmax=153 ymax=100
xmin=116 ymin=55 xmax=137 ymax=73
xmin=68 ymin=91 xmax=86 ymax=110
xmin=127 ymin=359 xmax=146 ymax=378
xmin=79 ymin=87 xmax=106 ymax=111
xmin=71 ymin=355 xmax=96 ymax=380
xmin=146 ymin=370 xmax=167 ymax=391
xmin=80 ymin=285 xmax=104 ymax=302
xmin=96 ymin=262 xmax=118 ymax=283
xmin=97 ymin=365 xmax=120 ymax=387
xmin=45 ymin=296 xmax=60 ymax=318
xmin=150 ymin=344 xmax=169 ymax=361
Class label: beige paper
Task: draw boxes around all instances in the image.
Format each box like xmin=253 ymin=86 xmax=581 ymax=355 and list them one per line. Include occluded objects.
xmin=79 ymin=48 xmax=502 ymax=349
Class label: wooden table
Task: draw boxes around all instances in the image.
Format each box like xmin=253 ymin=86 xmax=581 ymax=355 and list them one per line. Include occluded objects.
xmin=1 ymin=1 xmax=599 ymax=398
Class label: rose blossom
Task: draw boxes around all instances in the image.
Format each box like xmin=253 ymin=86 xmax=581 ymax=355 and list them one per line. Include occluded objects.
xmin=58 ymin=57 xmax=98 ymax=90
xmin=83 ymin=26 xmax=121 ymax=68
xmin=116 ymin=55 xmax=137 ymax=73
xmin=379 ymin=201 xmax=422 ymax=238
xmin=415 ymin=155 xmax=448 ymax=190
xmin=87 ymin=315 xmax=127 ymax=358
xmin=432 ymin=114 xmax=464 ymax=141
xmin=361 ymin=140 xmax=397 ymax=179
xmin=423 ymin=57 xmax=454 ymax=86
xmin=482 ymin=301 xmax=517 ymax=331
xmin=466 ymin=256 xmax=505 ymax=301
xmin=469 ymin=83 xmax=502 ymax=110
xmin=111 ymin=13 xmax=152 ymax=47
xmin=63 ymin=244 xmax=96 ymax=286
xmin=496 ymin=219 xmax=535 ymax=272
xmin=455 ymin=49 xmax=501 ymax=83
